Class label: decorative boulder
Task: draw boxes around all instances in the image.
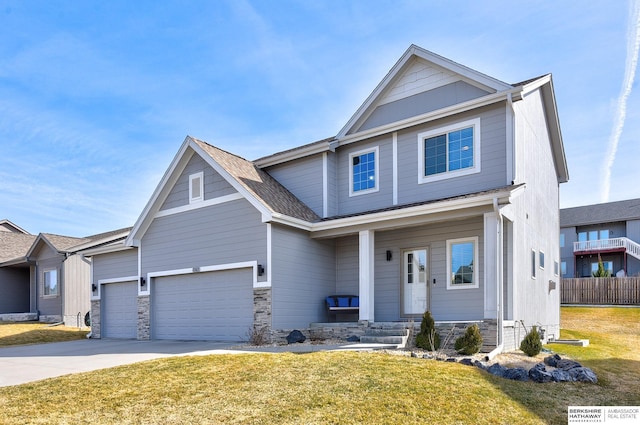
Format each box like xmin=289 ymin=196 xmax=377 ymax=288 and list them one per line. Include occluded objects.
xmin=529 ymin=363 xmax=553 ymax=383
xmin=504 ymin=367 xmax=529 ymax=381
xmin=544 ymin=354 xmax=561 ymax=367
xmin=568 ymin=367 xmax=598 ymax=383
xmin=487 ymin=363 xmax=508 ymax=377
xmin=473 ymin=360 xmax=487 ymax=371
xmin=286 ymin=330 xmax=306 ymax=344
xmin=551 ymin=369 xmax=574 ymax=382
xmin=346 ymin=335 xmax=360 ymax=342
xmin=556 ymin=359 xmax=582 ymax=371
xmin=458 ymin=358 xmax=474 ymax=366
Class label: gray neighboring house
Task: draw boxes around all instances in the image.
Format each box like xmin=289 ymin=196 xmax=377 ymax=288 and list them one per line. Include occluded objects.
xmin=560 ymin=198 xmax=640 ymax=278
xmin=0 ymin=220 xmax=130 ymax=326
xmin=86 ymin=45 xmax=569 ymax=352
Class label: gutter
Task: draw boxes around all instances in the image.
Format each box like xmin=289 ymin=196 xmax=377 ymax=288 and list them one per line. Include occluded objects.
xmin=486 ymin=197 xmax=504 ymax=360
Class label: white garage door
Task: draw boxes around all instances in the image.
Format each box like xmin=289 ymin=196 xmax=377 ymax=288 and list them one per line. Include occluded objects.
xmin=102 ymin=280 xmax=138 ymax=339
xmin=152 ymin=268 xmax=253 ymax=341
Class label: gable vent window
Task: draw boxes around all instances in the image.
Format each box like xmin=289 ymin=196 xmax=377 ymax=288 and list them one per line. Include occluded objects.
xmin=189 ymin=172 xmax=204 ymax=203
xmin=418 ymin=118 xmax=481 ymax=184
xmin=349 ymin=146 xmax=379 ymax=196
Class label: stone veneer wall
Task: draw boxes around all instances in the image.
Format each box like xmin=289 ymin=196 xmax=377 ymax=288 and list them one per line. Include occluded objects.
xmin=90 ymin=300 xmax=101 ymax=338
xmin=253 ymin=288 xmax=272 ymax=342
xmin=137 ymin=295 xmax=150 ymax=340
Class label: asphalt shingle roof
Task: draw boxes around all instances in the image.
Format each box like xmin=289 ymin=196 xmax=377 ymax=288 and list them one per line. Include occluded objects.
xmin=0 ymin=232 xmax=37 ymax=263
xmin=192 ymin=137 xmax=320 ymax=223
xmin=560 ymin=198 xmax=640 ymax=227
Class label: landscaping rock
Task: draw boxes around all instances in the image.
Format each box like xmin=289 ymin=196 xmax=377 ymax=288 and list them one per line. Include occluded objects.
xmin=544 ymin=354 xmax=561 ymax=367
xmin=346 ymin=335 xmax=360 ymax=342
xmin=411 ymin=352 xmax=418 ymax=358
xmin=551 ymin=369 xmax=574 ymax=382
xmin=568 ymin=367 xmax=598 ymax=383
xmin=445 ymin=358 xmax=456 ymax=362
xmin=487 ymin=363 xmax=508 ymax=377
xmin=459 ymin=358 xmax=474 ymax=366
xmin=529 ymin=363 xmax=553 ymax=383
xmin=473 ymin=360 xmax=487 ymax=370
xmin=286 ymin=330 xmax=306 ymax=344
xmin=504 ymin=367 xmax=529 ymax=381
xmin=556 ymin=359 xmax=582 ymax=371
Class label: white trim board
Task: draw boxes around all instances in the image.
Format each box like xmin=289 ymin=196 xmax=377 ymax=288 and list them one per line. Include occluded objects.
xmin=146 ymin=261 xmax=270 ymax=290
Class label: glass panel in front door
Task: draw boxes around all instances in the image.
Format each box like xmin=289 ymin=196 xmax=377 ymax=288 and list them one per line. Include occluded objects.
xmin=403 ymin=249 xmax=428 ymax=315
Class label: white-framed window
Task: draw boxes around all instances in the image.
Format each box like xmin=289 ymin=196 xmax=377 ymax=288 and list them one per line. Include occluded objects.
xmin=418 ymin=118 xmax=481 ymax=184
xmin=539 ymin=251 xmax=545 ymax=269
xmin=43 ymin=268 xmax=58 ymax=297
xmin=446 ymin=236 xmax=479 ymax=290
xmin=554 ymin=260 xmax=559 ymax=276
xmin=349 ymin=146 xmax=379 ymax=196
xmin=189 ymin=172 xmax=204 ymax=203
xmin=531 ymin=250 xmax=536 ymax=279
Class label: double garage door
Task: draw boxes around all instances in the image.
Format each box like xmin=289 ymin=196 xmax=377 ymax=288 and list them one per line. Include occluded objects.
xmin=101 ymin=269 xmax=253 ymax=341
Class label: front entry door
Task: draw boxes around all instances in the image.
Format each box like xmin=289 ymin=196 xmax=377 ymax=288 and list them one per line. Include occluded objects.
xmin=402 ymin=249 xmax=429 ymax=316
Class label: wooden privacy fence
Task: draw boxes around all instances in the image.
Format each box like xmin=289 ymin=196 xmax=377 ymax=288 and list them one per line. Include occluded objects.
xmin=561 ymin=277 xmax=640 ymax=305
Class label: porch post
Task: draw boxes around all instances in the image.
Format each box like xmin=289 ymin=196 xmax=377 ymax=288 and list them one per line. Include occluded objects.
xmin=484 ymin=212 xmax=498 ymax=319
xmin=359 ymin=230 xmax=375 ymax=322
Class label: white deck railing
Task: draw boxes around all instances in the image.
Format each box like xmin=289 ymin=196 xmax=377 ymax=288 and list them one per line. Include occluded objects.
xmin=573 ymin=237 xmax=640 ymax=260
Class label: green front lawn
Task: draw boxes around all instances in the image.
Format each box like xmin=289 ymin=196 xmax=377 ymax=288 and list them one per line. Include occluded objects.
xmin=0 ymin=307 xmax=638 ymax=424
xmin=0 ymin=322 xmax=89 ymax=347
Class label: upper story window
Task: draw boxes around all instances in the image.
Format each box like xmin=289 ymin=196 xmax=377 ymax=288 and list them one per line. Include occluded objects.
xmin=560 ymin=233 xmax=565 ymax=248
xmin=418 ymin=118 xmax=481 ymax=184
xmin=349 ymin=147 xmax=379 ymax=196
xmin=43 ymin=268 xmax=58 ymax=297
xmin=578 ymin=229 xmax=609 ymax=242
xmin=189 ymin=172 xmax=204 ymax=203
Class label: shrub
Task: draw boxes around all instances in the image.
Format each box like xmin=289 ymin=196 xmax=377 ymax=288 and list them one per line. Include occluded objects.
xmin=415 ymin=311 xmax=440 ymax=351
xmin=454 ymin=324 xmax=483 ymax=355
xmin=520 ymin=326 xmax=543 ymax=357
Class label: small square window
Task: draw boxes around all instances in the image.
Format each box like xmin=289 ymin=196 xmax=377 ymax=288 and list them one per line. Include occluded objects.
xmin=531 ymin=250 xmax=536 ymax=279
xmin=539 ymin=251 xmax=545 ymax=269
xmin=189 ymin=172 xmax=204 ymax=203
xmin=554 ymin=261 xmax=559 ymax=276
xmin=349 ymin=147 xmax=379 ymax=196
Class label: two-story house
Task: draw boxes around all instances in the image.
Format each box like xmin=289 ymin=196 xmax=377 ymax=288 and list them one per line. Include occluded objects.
xmin=560 ymin=198 xmax=640 ymax=278
xmin=85 ymin=45 xmax=568 ymax=352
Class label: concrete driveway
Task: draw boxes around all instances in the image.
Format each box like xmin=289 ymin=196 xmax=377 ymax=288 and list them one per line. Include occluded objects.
xmin=0 ymin=339 xmax=243 ymax=387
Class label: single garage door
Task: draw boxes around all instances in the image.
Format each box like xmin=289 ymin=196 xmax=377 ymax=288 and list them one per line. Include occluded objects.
xmin=102 ymin=280 xmax=138 ymax=339
xmin=152 ymin=268 xmax=253 ymax=341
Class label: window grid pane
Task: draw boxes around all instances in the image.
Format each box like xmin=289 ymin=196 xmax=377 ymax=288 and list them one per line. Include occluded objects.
xmin=353 ymin=151 xmax=376 ymax=192
xmin=424 ymin=126 xmax=474 ymax=177
xmin=450 ymin=242 xmax=474 ymax=285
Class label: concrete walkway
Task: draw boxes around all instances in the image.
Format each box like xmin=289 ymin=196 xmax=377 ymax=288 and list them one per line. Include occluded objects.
xmin=0 ymin=339 xmax=394 ymax=387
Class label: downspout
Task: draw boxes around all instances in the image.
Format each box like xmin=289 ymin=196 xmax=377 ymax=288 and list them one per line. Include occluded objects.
xmin=486 ymin=197 xmax=504 ymax=360
xmin=81 ymin=253 xmax=93 ymax=337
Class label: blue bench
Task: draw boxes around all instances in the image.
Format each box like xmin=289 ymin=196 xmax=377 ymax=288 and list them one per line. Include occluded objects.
xmin=325 ymin=295 xmax=359 ymax=322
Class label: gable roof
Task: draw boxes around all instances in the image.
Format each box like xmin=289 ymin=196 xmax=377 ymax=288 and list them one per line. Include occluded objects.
xmin=560 ymin=198 xmax=640 ymax=227
xmin=127 ymin=136 xmax=320 ymax=245
xmin=337 ymin=44 xmax=513 ymax=139
xmin=0 ymin=219 xmax=30 ymax=235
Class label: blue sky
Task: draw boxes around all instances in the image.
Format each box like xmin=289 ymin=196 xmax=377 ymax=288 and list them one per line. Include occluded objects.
xmin=2 ymin=1 xmax=640 ymax=236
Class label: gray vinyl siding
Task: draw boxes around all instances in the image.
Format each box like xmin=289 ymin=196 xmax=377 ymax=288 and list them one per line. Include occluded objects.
xmin=265 ymin=154 xmax=324 ymax=217
xmin=0 ymin=267 xmax=29 ymax=313
xmin=575 ymin=222 xmax=626 ymax=239
xmin=560 ymin=226 xmax=576 ymax=278
xmin=333 ymin=218 xmax=485 ymax=322
xmin=511 ymin=88 xmax=561 ymax=336
xmin=92 ymin=249 xmax=139 ymax=283
xmin=326 ymin=152 xmax=337 ymax=217
xmin=62 ymin=254 xmax=91 ymax=326
xmin=627 ymin=219 xmax=640 ymax=242
xmin=142 ymin=198 xmax=267 ymax=277
xmin=160 ymin=154 xmax=236 ymax=211
xmin=269 ymin=224 xmax=336 ymax=328
xmin=358 ymin=81 xmax=490 ymax=132
xmin=36 ymin=254 xmax=63 ymax=317
xmin=396 ymin=104 xmax=507 ymax=205
xmin=336 ymin=134 xmax=394 ymax=215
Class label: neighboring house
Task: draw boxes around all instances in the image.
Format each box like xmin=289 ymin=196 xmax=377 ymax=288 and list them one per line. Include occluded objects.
xmin=85 ymin=45 xmax=568 ymax=352
xmin=560 ymin=198 xmax=640 ymax=278
xmin=0 ymin=220 xmax=130 ymax=326
xmin=0 ymin=220 xmax=36 ymax=316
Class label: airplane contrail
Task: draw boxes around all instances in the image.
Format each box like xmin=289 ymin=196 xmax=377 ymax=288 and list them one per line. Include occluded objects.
xmin=601 ymin=0 xmax=640 ymax=202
